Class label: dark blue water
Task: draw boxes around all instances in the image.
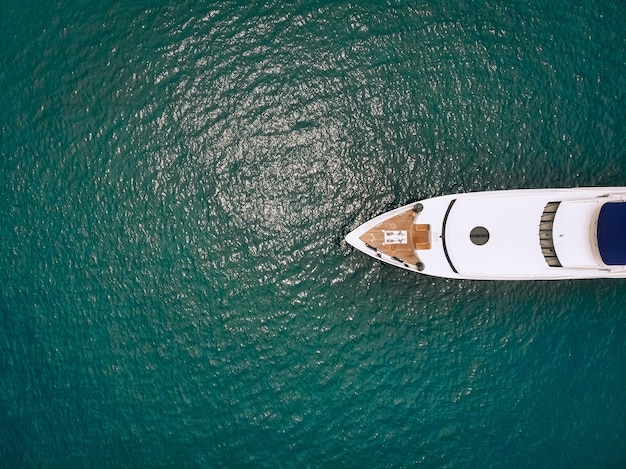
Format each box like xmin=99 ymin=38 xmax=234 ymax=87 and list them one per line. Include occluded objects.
xmin=1 ymin=1 xmax=625 ymax=467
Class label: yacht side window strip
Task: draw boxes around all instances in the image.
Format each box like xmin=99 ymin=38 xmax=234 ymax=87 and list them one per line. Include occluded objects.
xmin=539 ymin=201 xmax=562 ymax=267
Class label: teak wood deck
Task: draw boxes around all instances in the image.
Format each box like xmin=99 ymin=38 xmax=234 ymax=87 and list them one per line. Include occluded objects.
xmin=359 ymin=209 xmax=431 ymax=266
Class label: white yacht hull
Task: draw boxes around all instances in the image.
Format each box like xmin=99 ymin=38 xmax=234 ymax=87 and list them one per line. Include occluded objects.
xmin=346 ymin=188 xmax=626 ymax=280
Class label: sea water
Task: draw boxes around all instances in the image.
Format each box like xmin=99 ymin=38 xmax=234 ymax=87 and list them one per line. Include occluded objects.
xmin=1 ymin=1 xmax=625 ymax=467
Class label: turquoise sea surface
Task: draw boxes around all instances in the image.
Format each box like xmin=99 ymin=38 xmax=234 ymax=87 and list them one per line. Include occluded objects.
xmin=1 ymin=1 xmax=625 ymax=467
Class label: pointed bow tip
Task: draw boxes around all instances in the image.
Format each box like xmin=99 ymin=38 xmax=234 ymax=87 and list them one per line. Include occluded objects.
xmin=345 ymin=229 xmax=361 ymax=248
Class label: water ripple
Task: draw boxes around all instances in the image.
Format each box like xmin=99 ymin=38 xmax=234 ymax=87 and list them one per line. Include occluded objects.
xmin=1 ymin=1 xmax=625 ymax=467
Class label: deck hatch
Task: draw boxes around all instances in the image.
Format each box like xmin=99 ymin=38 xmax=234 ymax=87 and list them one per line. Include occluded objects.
xmin=383 ymin=230 xmax=407 ymax=245
xmin=470 ymin=227 xmax=489 ymax=245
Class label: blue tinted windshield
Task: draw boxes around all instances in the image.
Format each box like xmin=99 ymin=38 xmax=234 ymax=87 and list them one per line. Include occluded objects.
xmin=597 ymin=202 xmax=626 ymax=265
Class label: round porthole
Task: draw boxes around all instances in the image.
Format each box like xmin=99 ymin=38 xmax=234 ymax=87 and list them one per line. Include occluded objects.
xmin=470 ymin=226 xmax=489 ymax=245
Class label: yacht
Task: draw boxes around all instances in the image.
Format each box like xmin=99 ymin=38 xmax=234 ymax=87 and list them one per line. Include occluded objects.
xmin=345 ymin=188 xmax=626 ymax=280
